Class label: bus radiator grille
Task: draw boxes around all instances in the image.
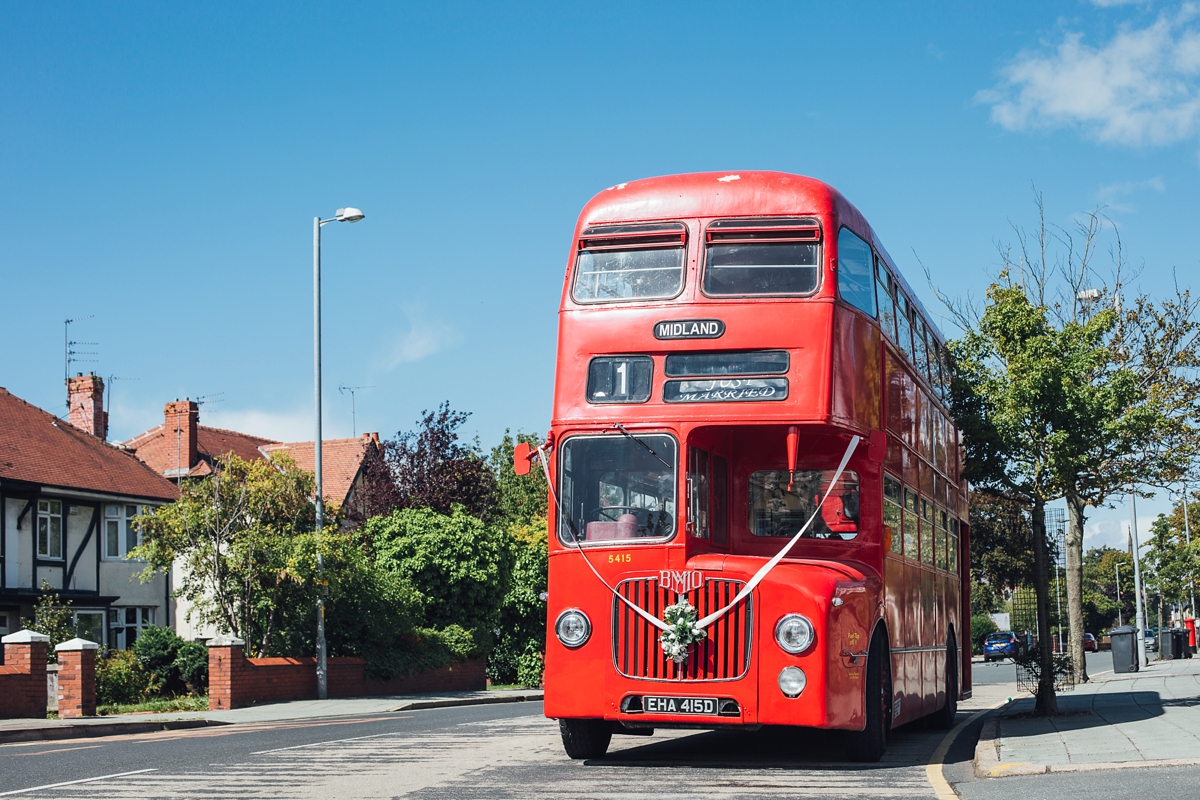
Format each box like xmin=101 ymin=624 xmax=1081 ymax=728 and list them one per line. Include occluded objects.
xmin=612 ymin=577 xmax=752 ymax=681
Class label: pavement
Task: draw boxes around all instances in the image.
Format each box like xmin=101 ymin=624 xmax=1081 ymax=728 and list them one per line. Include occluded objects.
xmin=974 ymin=653 xmax=1200 ymax=777
xmin=0 ymin=688 xmax=544 ymax=743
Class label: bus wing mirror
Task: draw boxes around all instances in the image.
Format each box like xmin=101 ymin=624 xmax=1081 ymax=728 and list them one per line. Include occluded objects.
xmin=868 ymin=430 xmax=887 ymax=464
xmin=514 ymin=442 xmax=533 ymax=476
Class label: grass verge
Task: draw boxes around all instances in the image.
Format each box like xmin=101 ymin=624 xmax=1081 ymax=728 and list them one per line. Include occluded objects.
xmin=97 ymin=695 xmax=209 ymax=716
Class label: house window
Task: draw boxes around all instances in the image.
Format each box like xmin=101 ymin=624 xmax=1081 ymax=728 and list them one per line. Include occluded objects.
xmin=37 ymin=500 xmax=63 ymax=559
xmin=104 ymin=504 xmax=145 ymax=559
xmin=74 ymin=611 xmax=104 ymax=645
xmin=108 ymin=607 xmax=155 ymax=649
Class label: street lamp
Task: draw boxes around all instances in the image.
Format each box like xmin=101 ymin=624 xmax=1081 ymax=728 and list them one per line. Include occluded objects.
xmin=313 ymin=206 xmax=365 ymax=700
xmin=1129 ymin=493 xmax=1149 ymax=667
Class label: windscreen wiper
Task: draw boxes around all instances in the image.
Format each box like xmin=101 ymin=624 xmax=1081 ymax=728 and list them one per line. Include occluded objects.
xmin=613 ymin=424 xmax=671 ymax=468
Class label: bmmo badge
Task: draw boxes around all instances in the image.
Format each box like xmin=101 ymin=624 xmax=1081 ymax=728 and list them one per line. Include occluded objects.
xmin=653 ymin=319 xmax=725 ymax=340
xmin=659 ymin=570 xmax=705 ymax=594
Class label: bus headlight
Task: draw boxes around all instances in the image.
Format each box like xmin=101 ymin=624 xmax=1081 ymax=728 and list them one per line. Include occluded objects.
xmin=555 ymin=608 xmax=592 ymax=649
xmin=779 ymin=666 xmax=807 ymax=698
xmin=775 ymin=614 xmax=815 ymax=654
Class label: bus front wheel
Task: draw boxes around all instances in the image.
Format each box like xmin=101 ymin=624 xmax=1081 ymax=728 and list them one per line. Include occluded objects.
xmin=559 ymin=719 xmax=612 ymax=759
xmin=848 ymin=632 xmax=891 ymax=763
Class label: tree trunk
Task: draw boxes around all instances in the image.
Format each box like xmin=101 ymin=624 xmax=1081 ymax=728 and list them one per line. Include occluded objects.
xmin=1031 ymin=499 xmax=1058 ymax=715
xmin=1065 ymin=491 xmax=1088 ymax=682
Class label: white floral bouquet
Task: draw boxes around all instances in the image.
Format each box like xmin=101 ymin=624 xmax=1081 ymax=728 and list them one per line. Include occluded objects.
xmin=660 ymin=595 xmax=706 ymax=664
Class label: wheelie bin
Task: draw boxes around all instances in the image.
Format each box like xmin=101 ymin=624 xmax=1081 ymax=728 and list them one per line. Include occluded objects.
xmin=1111 ymin=625 xmax=1138 ymax=673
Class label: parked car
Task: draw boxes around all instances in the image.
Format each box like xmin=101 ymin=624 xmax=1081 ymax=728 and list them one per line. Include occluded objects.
xmin=984 ymin=631 xmax=1019 ymax=662
xmin=1146 ymin=628 xmax=1159 ymax=652
xmin=1083 ymin=633 xmax=1098 ymax=652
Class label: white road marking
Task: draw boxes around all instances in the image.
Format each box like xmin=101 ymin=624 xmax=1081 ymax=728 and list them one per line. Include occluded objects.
xmin=251 ymin=730 xmax=405 ymax=754
xmin=0 ymin=769 xmax=157 ymax=796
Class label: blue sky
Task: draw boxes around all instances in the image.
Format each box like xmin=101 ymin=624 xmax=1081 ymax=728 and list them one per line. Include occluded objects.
xmin=3 ymin=1 xmax=1197 ymax=549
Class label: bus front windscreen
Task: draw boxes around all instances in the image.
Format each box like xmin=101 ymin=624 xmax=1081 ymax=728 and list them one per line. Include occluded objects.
xmin=559 ymin=434 xmax=677 ymax=544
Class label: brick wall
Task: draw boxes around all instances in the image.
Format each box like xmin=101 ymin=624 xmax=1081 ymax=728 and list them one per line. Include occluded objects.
xmin=0 ymin=632 xmax=49 ymax=719
xmin=55 ymin=639 xmax=98 ymax=718
xmin=207 ymin=637 xmax=485 ymax=710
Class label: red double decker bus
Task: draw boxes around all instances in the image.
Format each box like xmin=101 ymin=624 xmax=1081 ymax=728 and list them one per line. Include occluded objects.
xmin=523 ymin=171 xmax=970 ymax=762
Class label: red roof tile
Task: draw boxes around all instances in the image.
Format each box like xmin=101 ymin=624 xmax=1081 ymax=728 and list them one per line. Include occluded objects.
xmin=0 ymin=388 xmax=178 ymax=501
xmin=123 ymin=423 xmax=278 ymax=478
xmin=259 ymin=437 xmax=380 ymax=506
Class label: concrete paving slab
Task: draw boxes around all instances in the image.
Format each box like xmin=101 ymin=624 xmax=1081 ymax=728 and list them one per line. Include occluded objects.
xmin=975 ymin=655 xmax=1200 ymax=776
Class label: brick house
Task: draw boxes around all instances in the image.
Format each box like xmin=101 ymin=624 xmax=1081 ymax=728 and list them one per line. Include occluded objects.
xmin=0 ymin=377 xmax=179 ymax=651
xmin=122 ymin=402 xmax=383 ymax=640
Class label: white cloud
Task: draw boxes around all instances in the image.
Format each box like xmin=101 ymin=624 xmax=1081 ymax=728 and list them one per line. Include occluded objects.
xmin=203 ymin=406 xmax=316 ymax=443
xmin=978 ymin=6 xmax=1200 ymax=146
xmin=1094 ymin=175 xmax=1165 ymax=211
xmin=381 ymin=305 xmax=461 ymax=369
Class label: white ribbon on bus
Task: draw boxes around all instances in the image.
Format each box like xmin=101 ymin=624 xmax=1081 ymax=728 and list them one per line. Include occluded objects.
xmin=538 ymin=433 xmax=860 ymax=633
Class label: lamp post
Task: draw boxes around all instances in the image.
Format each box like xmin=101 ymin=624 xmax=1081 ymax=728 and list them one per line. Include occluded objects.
xmin=1130 ymin=493 xmax=1149 ymax=668
xmin=1182 ymin=483 xmax=1195 ymax=620
xmin=313 ymin=207 xmax=365 ymax=699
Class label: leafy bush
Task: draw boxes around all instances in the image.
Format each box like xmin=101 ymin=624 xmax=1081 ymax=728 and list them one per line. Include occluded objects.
xmin=971 ymin=614 xmax=999 ymax=655
xmin=516 ymin=643 xmax=544 ymax=688
xmin=174 ymin=641 xmax=208 ymax=692
xmin=96 ymin=649 xmax=153 ymax=706
xmin=364 ymin=624 xmax=480 ymax=680
xmin=487 ymin=520 xmax=547 ymax=685
xmin=366 ymin=505 xmax=514 ymax=636
xmin=134 ymin=626 xmax=187 ymax=695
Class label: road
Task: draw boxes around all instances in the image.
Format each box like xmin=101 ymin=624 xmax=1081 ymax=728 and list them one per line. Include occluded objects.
xmin=971 ymin=650 xmax=1111 ymax=685
xmin=0 ymin=652 xmax=1164 ymax=799
xmin=1 ymin=700 xmax=976 ymax=799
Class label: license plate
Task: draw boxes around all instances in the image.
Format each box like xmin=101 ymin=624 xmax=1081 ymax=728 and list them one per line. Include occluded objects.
xmin=643 ymin=696 xmax=718 ymax=715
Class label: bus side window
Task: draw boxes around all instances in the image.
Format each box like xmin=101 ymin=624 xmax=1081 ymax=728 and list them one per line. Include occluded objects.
xmin=949 ymin=518 xmax=959 ymax=574
xmin=919 ymin=497 xmax=934 ymax=565
xmin=688 ymin=447 xmax=710 ymax=538
xmin=876 ymin=257 xmax=897 ymax=343
xmin=903 ymin=487 xmax=919 ymax=559
xmin=837 ymin=228 xmax=876 ymax=317
xmin=915 ymin=316 xmax=932 ymax=388
xmin=884 ymin=475 xmax=903 ymax=555
xmin=712 ymin=455 xmax=729 ymax=545
xmin=896 ymin=293 xmax=915 ymax=365
xmin=935 ymin=508 xmax=948 ymax=570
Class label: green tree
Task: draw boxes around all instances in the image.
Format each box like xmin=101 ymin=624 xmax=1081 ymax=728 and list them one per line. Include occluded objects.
xmin=1082 ymin=547 xmax=1133 ymax=635
xmin=940 ymin=196 xmax=1200 ymax=686
xmin=135 ymin=453 xmax=334 ymax=656
xmin=488 ymin=518 xmax=549 ymax=686
xmin=489 ymin=430 xmax=549 ymax=528
xmin=969 ymin=491 xmax=1038 ymax=613
xmin=22 ymin=582 xmax=76 ymax=663
xmin=365 ymin=505 xmax=515 ymax=646
xmin=951 ymin=275 xmax=1084 ymax=714
xmin=1145 ymin=495 xmax=1200 ymax=618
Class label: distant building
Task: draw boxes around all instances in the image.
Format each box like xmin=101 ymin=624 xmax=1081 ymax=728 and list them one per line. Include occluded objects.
xmin=0 ymin=376 xmax=178 ymax=649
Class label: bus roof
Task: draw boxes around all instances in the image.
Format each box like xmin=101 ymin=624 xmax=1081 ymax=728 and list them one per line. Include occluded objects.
xmin=577 ymin=171 xmax=944 ymax=345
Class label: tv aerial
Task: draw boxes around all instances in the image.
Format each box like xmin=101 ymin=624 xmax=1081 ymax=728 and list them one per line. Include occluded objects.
xmin=338 ymin=385 xmax=373 ymax=437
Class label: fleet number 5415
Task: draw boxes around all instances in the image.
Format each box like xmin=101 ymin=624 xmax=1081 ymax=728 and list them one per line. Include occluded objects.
xmin=608 ymin=553 xmax=631 ymax=564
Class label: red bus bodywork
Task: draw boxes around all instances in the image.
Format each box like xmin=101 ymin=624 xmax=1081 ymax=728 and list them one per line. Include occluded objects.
xmin=539 ymin=172 xmax=970 ymax=755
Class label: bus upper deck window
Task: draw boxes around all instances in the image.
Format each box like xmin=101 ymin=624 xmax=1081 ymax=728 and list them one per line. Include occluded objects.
xmin=573 ymin=222 xmax=687 ymax=303
xmin=836 ymin=228 xmax=876 ymax=317
xmin=748 ymin=469 xmax=859 ymax=540
xmin=703 ymin=218 xmax=821 ymax=297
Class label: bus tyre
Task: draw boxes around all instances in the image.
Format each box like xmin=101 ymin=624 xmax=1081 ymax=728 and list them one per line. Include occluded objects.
xmin=848 ymin=633 xmax=891 ymax=763
xmin=559 ymin=719 xmax=612 ymax=759
xmin=929 ymin=636 xmax=959 ymax=730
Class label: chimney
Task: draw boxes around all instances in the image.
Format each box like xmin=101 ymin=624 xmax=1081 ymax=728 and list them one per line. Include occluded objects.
xmin=67 ymin=373 xmax=107 ymax=439
xmin=164 ymin=399 xmax=199 ymax=477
